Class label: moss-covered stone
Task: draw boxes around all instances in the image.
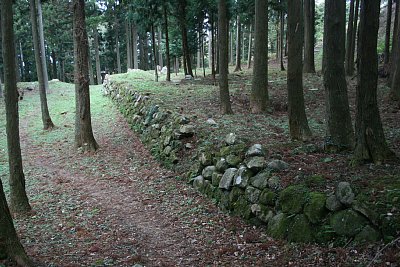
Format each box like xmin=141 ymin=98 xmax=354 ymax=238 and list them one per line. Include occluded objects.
xmin=279 ymin=185 xmax=309 ymax=215
xmin=287 ymin=214 xmax=313 ymax=243
xmin=267 ymin=213 xmax=289 ymax=239
xmin=212 ymin=172 xmax=223 ymax=187
xmin=232 ymin=196 xmax=252 ymax=220
xmin=252 ymin=204 xmax=275 ymax=223
xmin=245 ymin=156 xmax=267 ymax=171
xmin=304 ymin=192 xmax=328 ymax=224
xmin=226 ymin=154 xmax=242 ymax=167
xmin=192 ymin=176 xmax=205 ymax=192
xmin=233 ymin=166 xmax=253 ymax=188
xmin=229 ymin=187 xmax=245 ymax=203
xmin=381 ymin=214 xmax=400 ymax=242
xmin=219 ymin=143 xmax=247 ymax=157
xmin=216 ymin=158 xmax=229 ymax=172
xmin=245 ymin=186 xmax=261 ymax=203
xmin=250 ymin=170 xmax=271 ymax=189
xmin=354 ymin=225 xmax=381 ymax=243
xmin=330 ymin=209 xmax=368 ymax=237
xmin=202 ymin=166 xmax=216 ymax=180
xmin=314 ymin=224 xmax=336 ymax=244
xmin=305 ymin=175 xmax=326 ymax=188
xmin=203 ymin=181 xmax=216 ymax=198
xmin=259 ymin=189 xmax=277 ymax=206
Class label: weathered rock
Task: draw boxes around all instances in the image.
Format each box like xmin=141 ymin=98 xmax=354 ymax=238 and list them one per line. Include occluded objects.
xmin=325 ymin=194 xmax=343 ymax=211
xmin=234 ymin=166 xmax=253 ymax=188
xmin=330 ymin=209 xmax=368 ymax=237
xmin=203 ymin=181 xmax=216 ymax=198
xmin=212 ymin=172 xmax=223 ymax=187
xmin=202 ymin=166 xmax=216 ymax=180
xmin=193 ymin=176 xmax=205 ymax=191
xmin=352 ymin=200 xmax=380 ymax=226
xmin=267 ymin=159 xmax=289 ymax=171
xmin=287 ymin=214 xmax=313 ymax=243
xmin=199 ymin=152 xmax=213 ymax=166
xmin=245 ymin=186 xmax=261 ymax=203
xmin=292 ymin=144 xmax=320 ymax=155
xmin=219 ymin=168 xmax=237 ymax=190
xmin=226 ymin=154 xmax=242 ymax=167
xmin=163 ymin=146 xmax=172 ymax=156
xmin=216 ymin=158 xmax=229 ymax=172
xmin=245 ymin=156 xmax=267 ymax=171
xmin=252 ymin=204 xmax=275 ymax=223
xmin=185 ymin=143 xmax=193 ymax=149
xmin=304 ymin=192 xmax=328 ymax=224
xmin=336 ymin=182 xmax=355 ymax=206
xmin=259 ymin=189 xmax=277 ymax=206
xmin=267 ymin=176 xmax=281 ymax=190
xmin=279 ymin=185 xmax=309 ymax=214
xmin=229 ymin=187 xmax=245 ymax=203
xmin=245 ymin=144 xmax=266 ymax=157
xmin=179 ymin=124 xmax=195 ymax=136
xmin=267 ymin=213 xmax=289 ymax=239
xmin=144 ymin=105 xmax=159 ymax=125
xmin=206 ymin=118 xmax=218 ymax=126
xmin=225 ymin=133 xmax=237 ymax=145
xmin=163 ymin=135 xmax=172 ymax=146
xmin=250 ymin=170 xmax=270 ymax=189
xmin=354 ymin=225 xmax=381 ymax=243
xmin=219 ymin=143 xmax=247 ymax=157
xmin=232 ymin=196 xmax=252 ymax=220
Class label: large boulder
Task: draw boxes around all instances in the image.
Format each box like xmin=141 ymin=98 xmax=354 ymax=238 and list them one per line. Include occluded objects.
xmin=267 ymin=213 xmax=289 ymax=239
xmin=330 ymin=209 xmax=368 ymax=237
xmin=251 ymin=204 xmax=275 ymax=223
xmin=279 ymin=185 xmax=309 ymax=214
xmin=304 ymin=192 xmax=328 ymax=224
xmin=192 ymin=176 xmax=205 ymax=191
xmin=245 ymin=156 xmax=267 ymax=171
xmin=219 ymin=168 xmax=237 ymax=190
xmin=250 ymin=170 xmax=270 ymax=190
xmin=325 ymin=194 xmax=343 ymax=212
xmin=259 ymin=189 xmax=277 ymax=206
xmin=234 ymin=166 xmax=253 ymax=188
xmin=287 ymin=214 xmax=313 ymax=243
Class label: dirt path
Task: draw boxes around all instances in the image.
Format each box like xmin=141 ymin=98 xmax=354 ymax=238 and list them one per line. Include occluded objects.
xmin=9 ymin=92 xmax=376 ymax=267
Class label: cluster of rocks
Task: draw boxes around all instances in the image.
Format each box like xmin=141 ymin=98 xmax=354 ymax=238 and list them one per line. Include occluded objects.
xmin=188 ymin=133 xmax=394 ymax=244
xmin=103 ymin=78 xmax=195 ymax=166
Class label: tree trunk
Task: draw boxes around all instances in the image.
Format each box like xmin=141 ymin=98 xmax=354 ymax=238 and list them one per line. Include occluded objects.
xmin=218 ymin=0 xmax=233 ymax=114
xmin=37 ymin=0 xmax=49 ymax=92
xmin=51 ymin=49 xmax=57 ymax=79
xmin=348 ymin=0 xmax=360 ymax=76
xmin=384 ymin=0 xmax=393 ymax=65
xmin=0 ymin=74 xmax=2 ymax=98
xmin=116 ymin=31 xmax=121 ymax=73
xmin=197 ymin=31 xmax=201 ymax=69
xmin=287 ymin=0 xmax=312 ymax=140
xmin=242 ymin=25 xmax=246 ymax=62
xmin=303 ymin=0 xmax=315 ymax=73
xmin=158 ymin=28 xmax=163 ymax=67
xmin=234 ymin=15 xmax=242 ymax=72
xmin=73 ymin=0 xmax=99 ymax=152
xmin=179 ymin=0 xmax=193 ymax=77
xmin=132 ymin=24 xmax=138 ymax=69
xmin=211 ymin=15 xmax=216 ymax=79
xmin=345 ymin=0 xmax=355 ymax=76
xmin=230 ymin=26 xmax=234 ymax=64
xmin=323 ymin=0 xmax=354 ymax=151
xmin=354 ymin=0 xmax=395 ymax=164
xmin=151 ymin=24 xmax=159 ymax=82
xmin=250 ymin=0 xmax=269 ymax=113
xmin=19 ymin=42 xmax=25 ymax=81
xmin=3 ymin=0 xmax=32 ymax=216
xmin=94 ymin=29 xmax=102 ymax=84
xmin=247 ymin=23 xmax=253 ymax=69
xmin=390 ymin=24 xmax=400 ymax=100
xmin=389 ymin=1 xmax=400 ymax=86
xmin=163 ymin=4 xmax=171 ymax=81
xmin=280 ymin=9 xmax=286 ymax=71
xmin=88 ymin=47 xmax=94 ymax=85
xmin=30 ymin=0 xmax=55 ymax=130
xmin=126 ymin=20 xmax=132 ymax=69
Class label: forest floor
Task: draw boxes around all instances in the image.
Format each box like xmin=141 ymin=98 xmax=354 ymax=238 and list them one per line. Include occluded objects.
xmin=0 ymin=64 xmax=399 ymax=266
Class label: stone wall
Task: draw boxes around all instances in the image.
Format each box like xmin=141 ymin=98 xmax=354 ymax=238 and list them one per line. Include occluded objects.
xmin=104 ymin=78 xmax=399 ymax=244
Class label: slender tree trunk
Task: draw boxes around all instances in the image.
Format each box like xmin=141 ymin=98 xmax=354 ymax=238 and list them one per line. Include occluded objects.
xmin=3 ymin=0 xmax=32 ymax=216
xmin=389 ymin=1 xmax=400 ymax=86
xmin=234 ymin=15 xmax=242 ymax=72
xmin=197 ymin=31 xmax=201 ymax=69
xmin=158 ymin=28 xmax=163 ymax=67
xmin=287 ymin=0 xmax=312 ymax=140
xmin=202 ymin=34 xmax=206 ymax=77
xmin=230 ymin=25 xmax=234 ymax=64
xmin=88 ymin=45 xmax=94 ymax=85
xmin=151 ymin=24 xmax=159 ymax=82
xmin=218 ymin=0 xmax=233 ymax=114
xmin=19 ymin=42 xmax=25 ymax=81
xmin=132 ymin=25 xmax=138 ymax=69
xmin=126 ymin=20 xmax=132 ymax=69
xmin=37 ymin=0 xmax=49 ymax=92
xmin=211 ymin=15 xmax=216 ymax=79
xmin=163 ymin=4 xmax=171 ymax=81
xmin=51 ymin=49 xmax=57 ymax=79
xmin=116 ymin=32 xmax=121 ymax=73
xmin=303 ymin=0 xmax=315 ymax=73
xmin=242 ymin=25 xmax=246 ymax=62
xmin=247 ymin=23 xmax=253 ymax=69
xmin=94 ymin=29 xmax=102 ymax=84
xmin=345 ymin=0 xmax=355 ymax=75
xmin=348 ymin=0 xmax=360 ymax=76
xmin=385 ymin=0 xmax=393 ymax=65
xmin=30 ymin=0 xmax=54 ymax=130
xmin=73 ymin=0 xmax=99 ymax=152
xmin=280 ymin=9 xmax=286 ymax=71
xmin=323 ymin=0 xmax=354 ymax=151
xmin=390 ymin=26 xmax=400 ymax=100
xmin=354 ymin=0 xmax=395 ymax=163
xmin=0 ymin=74 xmax=2 ymax=98
xmin=250 ymin=0 xmax=269 ymax=113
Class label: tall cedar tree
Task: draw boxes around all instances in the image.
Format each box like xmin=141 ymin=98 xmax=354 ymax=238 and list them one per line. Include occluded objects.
xmin=73 ymin=0 xmax=99 ymax=152
xmin=178 ymin=0 xmax=194 ymax=77
xmin=323 ymin=0 xmax=354 ymax=151
xmin=354 ymin=0 xmax=395 ymax=163
xmin=390 ymin=1 xmax=400 ymax=100
xmin=234 ymin=15 xmax=242 ymax=72
xmin=389 ymin=0 xmax=400 ymax=87
xmin=345 ymin=0 xmax=355 ymax=75
xmin=218 ymin=0 xmax=233 ymax=114
xmin=1 ymin=0 xmax=33 ymax=264
xmin=94 ymin=29 xmax=102 ymax=85
xmin=250 ymin=0 xmax=269 ymax=113
xmin=163 ymin=3 xmax=171 ymax=81
xmin=30 ymin=0 xmax=55 ymax=130
xmin=384 ymin=0 xmax=393 ymax=66
xmin=287 ymin=0 xmax=312 ymax=140
xmin=303 ymin=0 xmax=316 ymax=73
xmin=347 ymin=0 xmax=360 ymax=76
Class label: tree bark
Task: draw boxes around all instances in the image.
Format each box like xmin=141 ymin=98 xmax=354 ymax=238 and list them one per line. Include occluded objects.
xmin=19 ymin=42 xmax=25 ymax=81
xmin=37 ymin=0 xmax=49 ymax=92
xmin=234 ymin=15 xmax=242 ymax=72
xmin=287 ymin=0 xmax=312 ymax=141
xmin=158 ymin=28 xmax=163 ymax=67
xmin=348 ymin=0 xmax=360 ymax=76
xmin=94 ymin=29 xmax=102 ymax=84
xmin=280 ymin=8 xmax=286 ymax=71
xmin=51 ymin=49 xmax=57 ymax=79
xmin=163 ymin=4 xmax=171 ymax=81
xmin=116 ymin=31 xmax=121 ymax=73
xmin=345 ymin=0 xmax=355 ymax=76
xmin=230 ymin=25 xmax=234 ymax=64
xmin=88 ymin=45 xmax=94 ymax=85
xmin=389 ymin=1 xmax=400 ymax=86
xmin=210 ymin=14 xmax=216 ymax=79
xmin=303 ymin=0 xmax=315 ymax=73
xmin=151 ymin=24 xmax=159 ymax=82
xmin=247 ymin=23 xmax=253 ymax=69
xmin=126 ymin=20 xmax=132 ymax=69
xmin=179 ymin=0 xmax=193 ymax=77
xmin=218 ymin=0 xmax=233 ymax=114
xmin=3 ymin=0 xmax=32 ymax=216
xmin=250 ymin=0 xmax=269 ymax=113
xmin=132 ymin=24 xmax=138 ymax=69
xmin=30 ymin=0 xmax=55 ymax=130
xmin=323 ymin=0 xmax=354 ymax=151
xmin=0 ymin=74 xmax=2 ymax=98
xmin=384 ymin=0 xmax=393 ymax=65
xmin=354 ymin=0 xmax=395 ymax=164
xmin=73 ymin=0 xmax=99 ymax=152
